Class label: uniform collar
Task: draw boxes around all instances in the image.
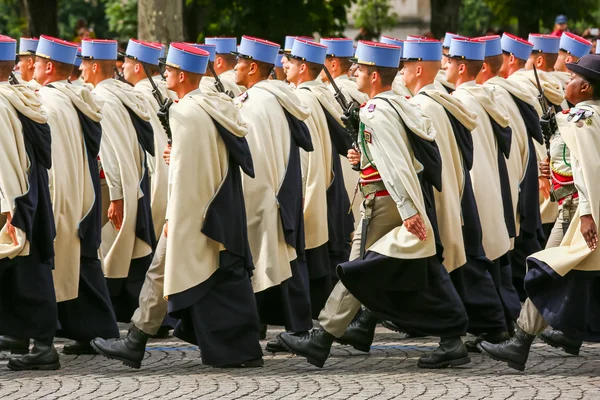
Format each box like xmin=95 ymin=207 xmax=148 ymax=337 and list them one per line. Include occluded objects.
xmin=417 ymin=83 xmax=438 ymax=93
xmin=185 ymin=88 xmax=203 ymax=98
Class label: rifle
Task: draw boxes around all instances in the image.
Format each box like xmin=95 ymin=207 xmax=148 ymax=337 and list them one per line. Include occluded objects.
xmin=532 ymin=65 xmax=559 ymax=202
xmin=208 ymin=62 xmax=234 ymax=98
xmin=532 ymin=65 xmax=557 ymax=160
xmin=8 ymin=72 xmax=18 ymax=86
xmin=323 ymin=66 xmax=361 ymax=171
xmin=142 ymin=63 xmax=173 ymax=145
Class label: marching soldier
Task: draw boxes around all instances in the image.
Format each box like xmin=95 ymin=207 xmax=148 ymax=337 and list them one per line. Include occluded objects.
xmin=14 ymin=37 xmax=40 ymax=89
xmin=91 ymin=40 xmax=174 ymax=365
xmin=121 ymin=39 xmax=171 ymax=242
xmin=286 ymin=38 xmax=354 ymax=315
xmin=446 ymin=38 xmax=519 ymax=334
xmin=201 ymin=37 xmax=246 ymax=95
xmin=34 ymin=35 xmax=119 ymax=356
xmin=79 ymin=39 xmax=156 ymax=323
xmin=279 ymin=40 xmax=470 ymax=369
xmin=404 ymin=38 xmax=511 ymax=347
xmin=524 ymin=34 xmax=568 ymax=109
xmin=379 ymin=36 xmax=412 ymax=97
xmin=476 ymin=34 xmax=543 ymax=326
xmin=0 ymin=35 xmax=57 ymax=370
xmin=232 ymin=35 xmax=314 ymax=352
xmin=481 ymin=54 xmax=600 ymax=370
xmin=161 ymin=42 xmax=262 ymax=367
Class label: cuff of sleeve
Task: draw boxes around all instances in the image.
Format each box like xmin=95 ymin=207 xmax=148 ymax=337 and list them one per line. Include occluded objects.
xmin=108 ymin=186 xmax=123 ymax=201
xmin=579 ymin=201 xmax=592 ymax=217
xmin=398 ymin=199 xmax=418 ymax=221
xmin=1 ymin=197 xmax=13 ymax=214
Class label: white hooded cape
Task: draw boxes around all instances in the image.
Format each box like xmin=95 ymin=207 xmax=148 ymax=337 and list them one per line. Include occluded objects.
xmin=93 ymin=79 xmax=152 ymax=279
xmin=39 ymin=81 xmax=102 ymax=301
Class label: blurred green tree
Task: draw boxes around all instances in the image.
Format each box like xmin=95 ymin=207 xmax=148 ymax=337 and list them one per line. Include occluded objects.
xmin=352 ymin=0 xmax=398 ymax=40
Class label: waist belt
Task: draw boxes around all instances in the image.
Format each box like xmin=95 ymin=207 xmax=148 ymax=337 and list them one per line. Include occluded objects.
xmin=550 ymin=170 xmax=577 ymax=202
xmin=360 ymin=181 xmax=389 ymax=197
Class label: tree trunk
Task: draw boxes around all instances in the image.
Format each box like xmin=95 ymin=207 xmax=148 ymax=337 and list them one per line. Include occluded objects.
xmin=430 ymin=0 xmax=462 ymax=39
xmin=138 ymin=0 xmax=184 ymax=43
xmin=22 ymin=0 xmax=58 ymax=37
xmin=183 ymin=0 xmax=209 ymax=43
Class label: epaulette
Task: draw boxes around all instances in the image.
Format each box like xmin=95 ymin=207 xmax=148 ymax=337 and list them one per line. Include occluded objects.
xmin=567 ymin=107 xmax=594 ymax=127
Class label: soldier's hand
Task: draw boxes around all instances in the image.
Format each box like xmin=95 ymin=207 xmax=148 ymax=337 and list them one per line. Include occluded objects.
xmin=581 ymin=215 xmax=598 ymax=251
xmin=347 ymin=149 xmax=360 ymax=166
xmin=4 ymin=213 xmax=18 ymax=246
xmin=108 ymin=199 xmax=124 ymax=230
xmin=539 ymin=177 xmax=551 ymax=200
xmin=404 ymin=213 xmax=427 ymax=241
xmin=163 ymin=221 xmax=168 ymax=238
xmin=163 ymin=144 xmax=171 ymax=165
xmin=539 ymin=157 xmax=551 ymax=179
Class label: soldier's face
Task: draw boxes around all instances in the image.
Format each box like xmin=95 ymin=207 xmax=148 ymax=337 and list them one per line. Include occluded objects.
xmin=79 ymin=60 xmax=94 ymax=83
xmin=401 ymin=62 xmax=417 ymax=89
xmin=355 ymin=64 xmax=372 ymax=93
xmin=164 ymin=66 xmax=178 ymax=90
xmin=565 ymin=72 xmax=592 ymax=104
xmin=285 ymin=59 xmax=300 ymax=84
xmin=233 ymin=57 xmax=250 ymax=86
xmin=33 ymin=57 xmax=49 ymax=83
xmin=444 ymin=58 xmax=459 ymax=84
xmin=122 ymin=58 xmax=135 ymax=82
xmin=17 ymin=56 xmax=34 ymax=81
xmin=498 ymin=53 xmax=510 ymax=78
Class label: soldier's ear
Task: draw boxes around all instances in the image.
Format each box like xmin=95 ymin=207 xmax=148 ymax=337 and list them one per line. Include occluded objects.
xmin=566 ymin=55 xmax=574 ymax=64
xmin=415 ymin=65 xmax=422 ymax=77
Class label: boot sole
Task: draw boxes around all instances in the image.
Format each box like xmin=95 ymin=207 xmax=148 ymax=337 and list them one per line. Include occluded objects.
xmin=278 ymin=337 xmax=326 ymax=368
xmin=7 ymin=361 xmax=60 ymax=371
xmin=417 ymin=355 xmax=471 ymax=369
xmin=89 ymin=341 xmax=142 ymax=369
xmin=334 ymin=339 xmax=371 ymax=353
xmin=478 ymin=344 xmax=525 ymax=371
xmin=540 ymin=336 xmax=580 ymax=356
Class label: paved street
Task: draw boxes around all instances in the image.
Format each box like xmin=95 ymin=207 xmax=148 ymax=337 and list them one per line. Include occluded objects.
xmin=1 ymin=326 xmax=600 ymax=399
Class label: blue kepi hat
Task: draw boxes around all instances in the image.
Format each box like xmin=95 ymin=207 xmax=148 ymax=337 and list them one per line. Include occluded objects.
xmin=0 ymin=36 xmax=16 ymax=61
xmin=125 ymin=39 xmax=162 ymax=65
xmin=36 ymin=35 xmax=78 ymax=65
xmin=233 ymin=36 xmax=281 ymax=64
xmin=80 ymin=39 xmax=118 ymax=60
xmin=165 ymin=42 xmax=210 ymax=74
xmin=351 ymin=40 xmax=401 ymax=68
xmin=290 ymin=39 xmax=327 ymax=65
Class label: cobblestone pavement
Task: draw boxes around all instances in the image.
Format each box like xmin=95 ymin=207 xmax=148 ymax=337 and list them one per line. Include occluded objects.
xmin=1 ymin=326 xmax=600 ymax=399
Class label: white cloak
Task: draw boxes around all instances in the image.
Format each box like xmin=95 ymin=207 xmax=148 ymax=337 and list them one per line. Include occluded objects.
xmin=236 ymin=80 xmax=311 ymax=292
xmin=0 ymin=83 xmax=48 ymax=259
xmin=453 ymin=82 xmax=511 ymax=261
xmin=39 ymin=81 xmax=102 ymax=302
xmin=164 ymin=90 xmax=249 ymax=298
xmin=411 ymin=85 xmax=478 ymax=271
xmin=93 ymin=79 xmax=152 ymax=279
xmin=135 ymin=77 xmax=171 ymax=238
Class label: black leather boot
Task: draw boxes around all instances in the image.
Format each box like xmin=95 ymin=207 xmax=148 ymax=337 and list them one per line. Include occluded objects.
xmin=417 ymin=337 xmax=471 ymax=369
xmin=540 ymin=329 xmax=582 ymax=356
xmin=7 ymin=341 xmax=60 ymax=371
xmin=336 ymin=309 xmax=377 ymax=352
xmin=479 ymin=327 xmax=535 ymax=371
xmin=278 ymin=328 xmax=335 ymax=368
xmin=90 ymin=326 xmax=149 ymax=369
xmin=464 ymin=331 xmax=511 ymax=353
xmin=63 ymin=341 xmax=97 ymax=355
xmin=0 ymin=336 xmax=29 ymax=355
